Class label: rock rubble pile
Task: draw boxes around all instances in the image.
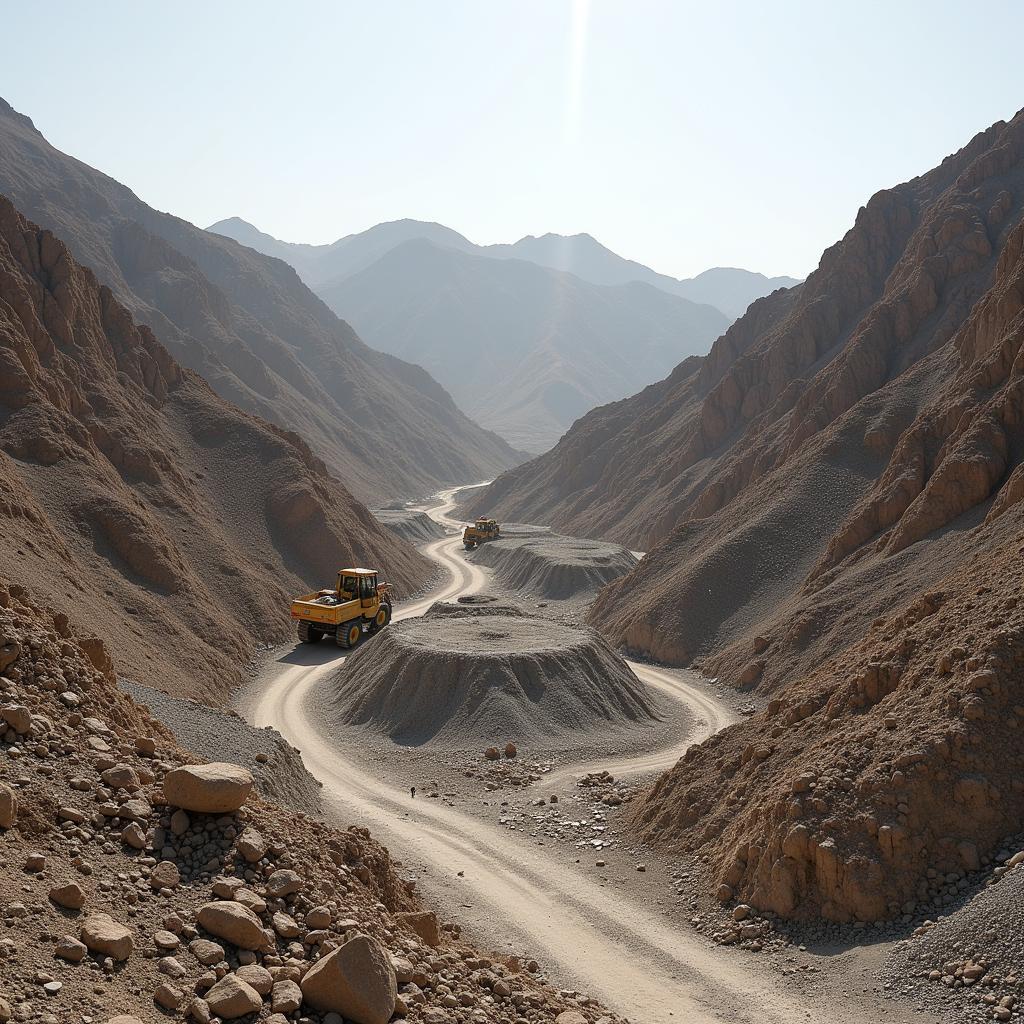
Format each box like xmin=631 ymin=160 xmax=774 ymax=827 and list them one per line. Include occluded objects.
xmin=0 ymin=580 xmax=621 ymax=1023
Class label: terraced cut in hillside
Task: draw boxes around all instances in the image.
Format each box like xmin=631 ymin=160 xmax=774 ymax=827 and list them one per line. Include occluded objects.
xmin=470 ymin=534 xmax=639 ymax=600
xmin=0 ymin=195 xmax=430 ymax=702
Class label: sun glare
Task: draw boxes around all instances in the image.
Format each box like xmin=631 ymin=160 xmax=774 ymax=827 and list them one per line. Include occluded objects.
xmin=564 ymin=0 xmax=591 ymax=146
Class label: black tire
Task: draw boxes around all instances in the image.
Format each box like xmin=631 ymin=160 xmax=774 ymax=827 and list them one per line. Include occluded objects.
xmin=336 ymin=621 xmax=363 ymax=649
xmin=368 ymin=603 xmax=392 ymax=634
xmin=297 ymin=621 xmax=322 ymax=644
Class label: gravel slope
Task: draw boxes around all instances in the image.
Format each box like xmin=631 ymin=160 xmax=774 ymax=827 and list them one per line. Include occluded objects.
xmin=122 ymin=678 xmax=323 ymax=816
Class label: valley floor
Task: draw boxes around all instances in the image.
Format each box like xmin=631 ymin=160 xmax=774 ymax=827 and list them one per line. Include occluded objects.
xmin=238 ymin=487 xmax=922 ymax=1024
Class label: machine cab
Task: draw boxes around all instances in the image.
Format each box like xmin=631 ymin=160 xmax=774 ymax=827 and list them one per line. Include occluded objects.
xmin=336 ymin=568 xmax=379 ymax=608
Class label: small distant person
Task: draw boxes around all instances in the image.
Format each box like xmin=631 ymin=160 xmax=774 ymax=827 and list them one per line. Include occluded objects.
xmin=410 ymin=786 xmax=416 ymax=799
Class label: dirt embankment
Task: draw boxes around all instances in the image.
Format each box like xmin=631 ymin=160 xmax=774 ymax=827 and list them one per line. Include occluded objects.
xmin=318 ymin=602 xmax=666 ymax=749
xmin=470 ymin=534 xmax=638 ymax=601
xmin=629 ymin=526 xmax=1024 ymax=926
xmin=121 ymin=679 xmax=324 ymax=816
xmin=373 ymin=507 xmax=448 ymax=545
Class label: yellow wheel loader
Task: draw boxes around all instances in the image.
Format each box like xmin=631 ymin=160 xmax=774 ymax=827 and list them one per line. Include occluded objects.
xmin=463 ymin=517 xmax=500 ymax=550
xmin=290 ymin=568 xmax=393 ymax=648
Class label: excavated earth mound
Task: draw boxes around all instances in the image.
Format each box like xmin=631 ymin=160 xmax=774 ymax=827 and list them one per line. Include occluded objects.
xmin=322 ymin=607 xmax=663 ymax=747
xmin=471 ymin=535 xmax=638 ymax=600
xmin=372 ymin=508 xmax=447 ymax=545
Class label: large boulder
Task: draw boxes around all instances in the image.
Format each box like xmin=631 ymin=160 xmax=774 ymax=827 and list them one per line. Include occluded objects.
xmin=0 ymin=782 xmax=16 ymax=828
xmin=163 ymin=763 xmax=253 ymax=813
xmin=299 ymin=934 xmax=397 ymax=1024
xmin=49 ymin=882 xmax=86 ymax=910
xmin=81 ymin=913 xmax=134 ymax=960
xmin=394 ymin=910 xmax=441 ymax=947
xmin=204 ymin=974 xmax=262 ymax=1019
xmin=197 ymin=901 xmax=268 ymax=950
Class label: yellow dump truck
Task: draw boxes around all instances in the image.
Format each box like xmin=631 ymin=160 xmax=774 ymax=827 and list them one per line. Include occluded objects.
xmin=290 ymin=568 xmax=392 ymax=648
xmin=463 ymin=517 xmax=500 ymax=550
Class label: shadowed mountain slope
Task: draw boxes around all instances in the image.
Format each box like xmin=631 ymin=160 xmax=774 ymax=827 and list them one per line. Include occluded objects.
xmin=0 ymin=98 xmax=521 ymax=504
xmin=0 ymin=195 xmax=431 ymax=702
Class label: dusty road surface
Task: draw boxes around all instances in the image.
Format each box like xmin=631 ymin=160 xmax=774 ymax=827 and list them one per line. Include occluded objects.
xmin=247 ymin=487 xmax=890 ymax=1024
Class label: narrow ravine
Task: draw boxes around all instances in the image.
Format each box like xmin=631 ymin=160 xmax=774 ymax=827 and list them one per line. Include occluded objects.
xmin=244 ymin=487 xmax=861 ymax=1024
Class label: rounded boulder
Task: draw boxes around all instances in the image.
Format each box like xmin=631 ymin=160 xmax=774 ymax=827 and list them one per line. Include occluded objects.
xmin=204 ymin=974 xmax=263 ymax=1019
xmin=81 ymin=912 xmax=134 ymax=961
xmin=197 ymin=901 xmax=268 ymax=951
xmin=163 ymin=763 xmax=254 ymax=813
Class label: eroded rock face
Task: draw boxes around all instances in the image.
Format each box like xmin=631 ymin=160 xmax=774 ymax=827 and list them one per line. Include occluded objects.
xmin=0 ymin=782 xmax=16 ymax=828
xmin=163 ymin=763 xmax=254 ymax=813
xmin=630 ymin=539 xmax=1024 ymax=922
xmin=299 ymin=934 xmax=397 ymax=1024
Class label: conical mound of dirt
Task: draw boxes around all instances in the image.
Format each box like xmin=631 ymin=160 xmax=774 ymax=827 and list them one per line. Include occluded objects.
xmin=322 ymin=606 xmax=663 ymax=747
xmin=471 ymin=535 xmax=638 ymax=600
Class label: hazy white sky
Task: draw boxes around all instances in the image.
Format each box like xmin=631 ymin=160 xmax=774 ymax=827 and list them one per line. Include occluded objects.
xmin=5 ymin=1 xmax=1022 ymax=278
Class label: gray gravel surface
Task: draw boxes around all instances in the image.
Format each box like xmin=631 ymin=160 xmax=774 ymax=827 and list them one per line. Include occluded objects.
xmin=372 ymin=507 xmax=448 ymax=545
xmin=470 ymin=533 xmax=638 ymax=601
xmin=121 ymin=677 xmax=323 ymax=815
xmin=314 ymin=603 xmax=678 ymax=749
xmin=880 ymin=842 xmax=1024 ymax=1023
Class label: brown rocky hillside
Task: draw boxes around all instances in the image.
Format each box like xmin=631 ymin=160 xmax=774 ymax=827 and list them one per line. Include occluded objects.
xmin=469 ymin=109 xmax=1024 ymax=922
xmin=0 ymin=97 xmax=521 ymax=504
xmin=0 ymin=579 xmax=616 ymax=1023
xmin=468 ymin=109 xmax=1024 ymax=677
xmin=0 ymin=195 xmax=430 ymax=702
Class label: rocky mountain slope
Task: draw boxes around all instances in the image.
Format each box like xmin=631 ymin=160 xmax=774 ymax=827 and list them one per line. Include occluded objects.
xmin=0 ymin=194 xmax=430 ymax=702
xmin=209 ymin=217 xmax=797 ymax=324
xmin=317 ymin=239 xmax=728 ymax=450
xmin=0 ymin=578 xmax=617 ymax=1024
xmin=0 ymin=98 xmax=521 ymax=504
xmin=471 ymin=109 xmax=1024 ymax=922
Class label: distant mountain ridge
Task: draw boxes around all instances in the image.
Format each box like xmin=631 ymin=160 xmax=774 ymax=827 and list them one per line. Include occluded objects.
xmin=208 ymin=215 xmax=801 ymax=321
xmin=318 ymin=238 xmax=729 ymax=450
xmin=208 ymin=216 xmax=785 ymax=449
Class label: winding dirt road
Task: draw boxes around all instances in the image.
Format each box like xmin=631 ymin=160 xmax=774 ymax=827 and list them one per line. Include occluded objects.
xmin=246 ymin=488 xmax=856 ymax=1024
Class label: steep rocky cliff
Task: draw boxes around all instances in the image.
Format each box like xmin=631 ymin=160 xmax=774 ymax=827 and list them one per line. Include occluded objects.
xmin=0 ymin=195 xmax=430 ymax=701
xmin=469 ymin=110 xmax=1024 ymax=674
xmin=0 ymin=98 xmax=521 ymax=504
xmin=470 ymin=109 xmax=1024 ymax=922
